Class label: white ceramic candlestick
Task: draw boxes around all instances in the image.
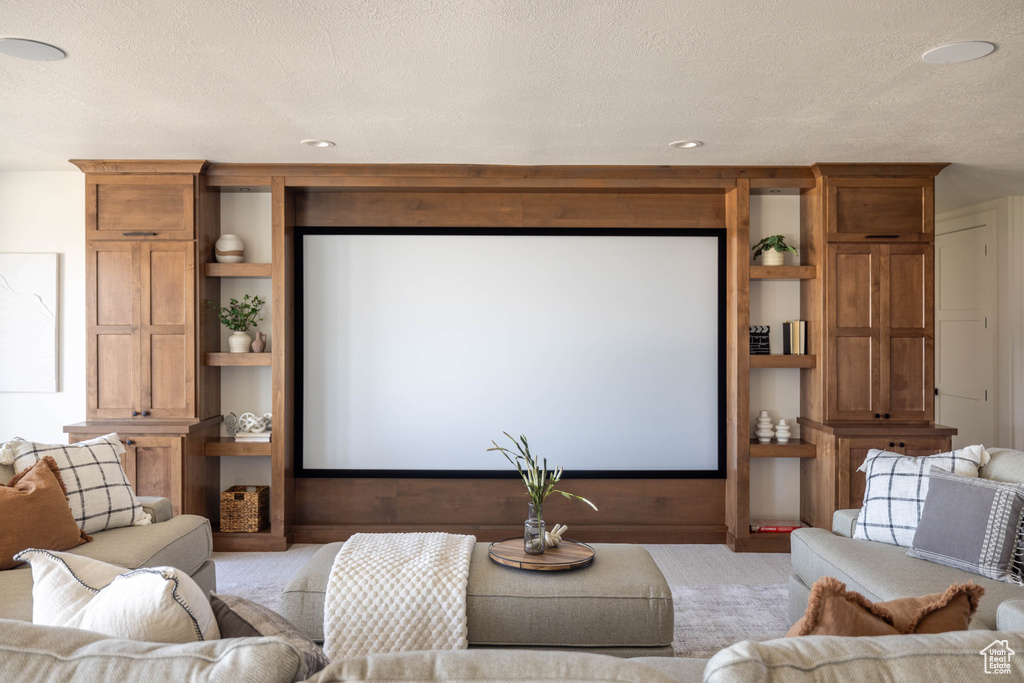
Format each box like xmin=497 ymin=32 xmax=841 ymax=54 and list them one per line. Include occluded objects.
xmin=755 ymin=410 xmax=774 ymax=444
xmin=775 ymin=419 xmax=791 ymax=444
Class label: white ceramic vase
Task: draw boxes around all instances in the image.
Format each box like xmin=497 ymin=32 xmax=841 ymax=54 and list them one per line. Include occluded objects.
xmin=775 ymin=419 xmax=791 ymax=444
xmin=755 ymin=410 xmax=775 ymax=444
xmin=228 ymin=330 xmax=252 ymax=353
xmin=761 ymin=249 xmax=785 ymax=266
xmin=215 ymin=234 xmax=245 ymax=263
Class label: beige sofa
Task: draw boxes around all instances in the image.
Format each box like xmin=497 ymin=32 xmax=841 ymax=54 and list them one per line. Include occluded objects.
xmin=1 ymin=461 xmax=215 ymax=622
xmin=2 ymin=617 xmax=1021 ymax=682
xmin=789 ymin=447 xmax=1024 ymax=632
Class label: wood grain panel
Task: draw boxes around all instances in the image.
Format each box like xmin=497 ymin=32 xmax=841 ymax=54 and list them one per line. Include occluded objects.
xmin=197 ymin=174 xmax=222 ymax=420
xmin=835 ymin=337 xmax=874 ymax=413
xmin=95 ymin=248 xmax=134 ymax=325
xmin=93 ymin=177 xmax=195 ymax=240
xmin=834 ymin=252 xmax=873 ymax=327
xmin=149 ymin=335 xmax=187 ymax=409
xmin=272 ymin=177 xmax=297 ymax=540
xmin=725 ymin=181 xmax=750 ymax=542
xmin=888 ymin=251 xmax=926 ymax=329
xmin=522 ymin=193 xmax=725 ymax=228
xmin=295 ymin=192 xmax=522 ymax=227
xmin=132 ymin=436 xmax=184 ymax=515
xmin=96 ymin=334 xmax=133 ymax=412
xmin=888 ymin=336 xmax=926 ymax=414
xmin=833 ymin=186 xmax=924 ymax=235
xmin=147 ymin=249 xmax=186 ymax=325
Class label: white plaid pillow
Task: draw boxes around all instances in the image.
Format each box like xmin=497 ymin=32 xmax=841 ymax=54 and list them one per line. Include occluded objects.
xmin=853 ymin=445 xmax=990 ymax=547
xmin=1 ymin=433 xmax=151 ymax=534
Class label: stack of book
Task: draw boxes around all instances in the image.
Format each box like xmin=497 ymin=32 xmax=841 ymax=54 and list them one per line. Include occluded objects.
xmin=749 ymin=519 xmax=806 ymax=533
xmin=782 ymin=320 xmax=807 ymax=355
xmin=234 ymin=431 xmax=272 ymax=443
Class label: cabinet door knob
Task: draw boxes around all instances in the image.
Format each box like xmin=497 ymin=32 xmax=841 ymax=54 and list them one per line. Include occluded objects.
xmin=889 ymin=442 xmax=895 ymax=448
xmin=132 ymin=411 xmax=139 ymax=417
xmin=141 ymin=410 xmax=150 ymax=417
xmin=899 ymin=442 xmax=905 ymax=448
xmin=884 ymin=413 xmax=891 ymax=419
xmin=874 ymin=413 xmax=881 ymax=419
xmin=125 ymin=439 xmax=134 ymax=446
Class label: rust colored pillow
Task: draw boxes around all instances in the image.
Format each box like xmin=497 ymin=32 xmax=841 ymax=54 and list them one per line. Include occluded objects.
xmin=787 ymin=577 xmax=984 ymax=637
xmin=1 ymin=457 xmax=90 ymax=570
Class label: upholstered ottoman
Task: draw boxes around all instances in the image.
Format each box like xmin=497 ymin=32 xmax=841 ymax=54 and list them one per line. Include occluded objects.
xmin=280 ymin=541 xmax=674 ymax=657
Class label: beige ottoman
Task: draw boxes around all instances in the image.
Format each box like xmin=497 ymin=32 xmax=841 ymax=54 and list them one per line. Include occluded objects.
xmin=280 ymin=541 xmax=674 ymax=657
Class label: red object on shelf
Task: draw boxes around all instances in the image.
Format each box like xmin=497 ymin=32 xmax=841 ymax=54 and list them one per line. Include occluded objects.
xmin=749 ymin=520 xmax=806 ymax=533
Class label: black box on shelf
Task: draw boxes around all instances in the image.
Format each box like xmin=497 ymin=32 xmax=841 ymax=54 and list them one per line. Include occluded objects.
xmin=750 ymin=325 xmax=770 ymax=355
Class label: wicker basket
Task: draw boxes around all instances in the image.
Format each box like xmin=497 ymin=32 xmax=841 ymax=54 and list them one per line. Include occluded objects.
xmin=220 ymin=485 xmax=269 ymax=533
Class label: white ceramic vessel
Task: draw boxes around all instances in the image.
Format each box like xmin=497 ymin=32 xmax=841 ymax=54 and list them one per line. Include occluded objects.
xmin=761 ymin=249 xmax=785 ymax=266
xmin=755 ymin=410 xmax=775 ymax=444
xmin=775 ymin=419 xmax=791 ymax=444
xmin=228 ymin=330 xmax=252 ymax=353
xmin=215 ymin=234 xmax=245 ymax=263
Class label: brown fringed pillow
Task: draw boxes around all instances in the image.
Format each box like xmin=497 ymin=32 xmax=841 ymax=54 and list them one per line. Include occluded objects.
xmin=787 ymin=577 xmax=984 ymax=637
xmin=0 ymin=456 xmax=91 ymax=569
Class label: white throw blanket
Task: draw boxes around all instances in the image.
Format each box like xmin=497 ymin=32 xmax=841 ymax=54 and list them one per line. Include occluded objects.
xmin=322 ymin=532 xmax=476 ymax=659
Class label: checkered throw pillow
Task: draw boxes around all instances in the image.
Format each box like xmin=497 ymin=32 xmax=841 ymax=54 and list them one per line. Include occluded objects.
xmin=853 ymin=445 xmax=990 ymax=547
xmin=1 ymin=434 xmax=151 ymax=534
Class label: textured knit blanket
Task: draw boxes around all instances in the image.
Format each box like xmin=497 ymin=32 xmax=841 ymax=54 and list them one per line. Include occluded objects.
xmin=322 ymin=532 xmax=476 ymax=659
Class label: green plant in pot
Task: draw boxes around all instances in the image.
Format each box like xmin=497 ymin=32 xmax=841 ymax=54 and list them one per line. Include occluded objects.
xmin=488 ymin=432 xmax=597 ymax=555
xmin=752 ymin=235 xmax=798 ymax=267
xmin=207 ymin=295 xmax=265 ymax=353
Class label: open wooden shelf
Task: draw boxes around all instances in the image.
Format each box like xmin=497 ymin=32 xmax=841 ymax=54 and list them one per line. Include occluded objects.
xmin=750 ymin=265 xmax=816 ymax=280
xmin=212 ymin=526 xmax=288 ymax=552
xmin=204 ymin=437 xmax=271 ymax=456
xmin=749 ymin=438 xmax=816 ymax=458
xmin=749 ymin=354 xmax=816 ymax=368
xmin=205 ymin=353 xmax=272 ymax=366
xmin=745 ymin=531 xmax=795 ymax=553
xmin=205 ymin=263 xmax=272 ymax=278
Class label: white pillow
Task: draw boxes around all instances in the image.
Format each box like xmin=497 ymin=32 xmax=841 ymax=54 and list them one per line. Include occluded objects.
xmin=2 ymin=433 xmax=150 ymax=534
xmin=14 ymin=548 xmax=219 ymax=643
xmin=853 ymin=444 xmax=990 ymax=547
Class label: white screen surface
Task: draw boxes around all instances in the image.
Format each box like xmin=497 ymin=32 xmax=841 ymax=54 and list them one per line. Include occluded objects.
xmin=301 ymin=233 xmax=721 ymax=473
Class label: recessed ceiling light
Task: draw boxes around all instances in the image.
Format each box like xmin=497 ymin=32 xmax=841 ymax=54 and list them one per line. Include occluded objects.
xmin=922 ymin=41 xmax=995 ymax=64
xmin=669 ymin=140 xmax=703 ymax=149
xmin=0 ymin=38 xmax=66 ymax=61
xmin=301 ymin=139 xmax=335 ymax=148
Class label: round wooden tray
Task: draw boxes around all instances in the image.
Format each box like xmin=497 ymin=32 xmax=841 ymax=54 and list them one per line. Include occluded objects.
xmin=488 ymin=537 xmax=595 ymax=571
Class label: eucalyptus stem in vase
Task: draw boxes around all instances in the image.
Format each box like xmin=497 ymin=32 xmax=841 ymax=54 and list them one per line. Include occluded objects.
xmin=488 ymin=432 xmax=597 ymax=555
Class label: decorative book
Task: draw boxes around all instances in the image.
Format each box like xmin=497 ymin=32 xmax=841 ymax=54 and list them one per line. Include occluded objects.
xmin=750 ymin=519 xmax=806 ymax=533
xmin=781 ymin=320 xmax=806 ymax=355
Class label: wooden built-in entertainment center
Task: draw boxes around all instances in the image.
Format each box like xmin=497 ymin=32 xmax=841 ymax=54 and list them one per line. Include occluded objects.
xmin=62 ymin=160 xmax=954 ymax=552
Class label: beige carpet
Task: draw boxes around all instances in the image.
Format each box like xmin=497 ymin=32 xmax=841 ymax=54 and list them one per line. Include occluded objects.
xmin=212 ymin=542 xmax=793 ymax=658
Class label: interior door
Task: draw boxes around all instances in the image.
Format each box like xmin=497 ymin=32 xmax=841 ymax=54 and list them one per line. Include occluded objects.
xmin=935 ymin=220 xmax=996 ymax=448
xmin=827 ymin=244 xmax=881 ymax=420
xmin=882 ymin=244 xmax=933 ymax=421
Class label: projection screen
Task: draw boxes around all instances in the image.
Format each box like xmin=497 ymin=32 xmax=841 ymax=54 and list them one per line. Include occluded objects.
xmin=297 ymin=228 xmax=724 ymax=477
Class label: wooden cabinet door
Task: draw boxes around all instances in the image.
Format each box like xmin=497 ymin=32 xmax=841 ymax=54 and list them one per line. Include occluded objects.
xmin=826 ymin=178 xmax=933 ymax=240
xmin=882 ymin=244 xmax=934 ymax=422
xmin=840 ymin=437 xmax=892 ymax=510
xmin=122 ymin=436 xmax=184 ymax=516
xmin=86 ymin=242 xmax=140 ymax=419
xmin=899 ymin=436 xmax=951 ymax=458
xmin=87 ymin=175 xmax=195 ymax=241
xmin=140 ymin=242 xmax=195 ymax=418
xmin=827 ymin=244 xmax=882 ymax=421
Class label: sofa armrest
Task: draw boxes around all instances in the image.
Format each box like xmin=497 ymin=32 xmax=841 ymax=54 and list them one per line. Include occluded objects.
xmin=832 ymin=509 xmax=860 ymax=538
xmin=137 ymin=496 xmax=173 ymax=523
xmin=997 ymin=599 xmax=1024 ymax=631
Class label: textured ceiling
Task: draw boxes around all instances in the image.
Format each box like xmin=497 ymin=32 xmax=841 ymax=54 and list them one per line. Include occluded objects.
xmin=2 ymin=0 xmax=1023 ymax=211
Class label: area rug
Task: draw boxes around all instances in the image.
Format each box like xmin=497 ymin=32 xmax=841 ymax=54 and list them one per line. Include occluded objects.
xmin=671 ymin=583 xmax=790 ymax=658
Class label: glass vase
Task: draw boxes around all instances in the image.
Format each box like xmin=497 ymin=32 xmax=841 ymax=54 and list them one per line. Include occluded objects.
xmin=524 ymin=502 xmax=546 ymax=555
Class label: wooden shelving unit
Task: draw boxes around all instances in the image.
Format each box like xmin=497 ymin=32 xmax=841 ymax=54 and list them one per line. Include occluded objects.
xmin=749 ymin=438 xmax=816 ymax=458
xmin=749 ymin=354 xmax=816 ymax=369
xmin=205 ymin=263 xmax=272 ymax=278
xmin=205 ymin=353 xmax=272 ymax=366
xmin=749 ymin=265 xmax=816 ymax=280
xmin=204 ymin=437 xmax=271 ymax=457
xmin=212 ymin=526 xmax=288 ymax=552
xmin=744 ymin=532 xmax=794 ymax=553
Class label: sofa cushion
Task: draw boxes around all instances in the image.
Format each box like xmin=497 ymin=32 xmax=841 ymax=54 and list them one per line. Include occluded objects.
xmin=1 ymin=457 xmax=90 ymax=569
xmin=3 ymin=434 xmax=151 ymax=534
xmin=791 ymin=527 xmax=1021 ymax=630
xmin=16 ymin=548 xmax=219 ymax=643
xmin=705 ymin=631 xmax=1024 ymax=682
xmin=65 ymin=513 xmax=212 ymax=575
xmin=0 ymin=618 xmax=305 ymax=683
xmin=305 ymin=649 xmax=683 ymax=683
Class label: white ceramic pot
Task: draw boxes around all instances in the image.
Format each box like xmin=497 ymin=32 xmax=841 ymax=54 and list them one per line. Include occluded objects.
xmin=215 ymin=234 xmax=245 ymax=263
xmin=228 ymin=331 xmax=252 ymax=353
xmin=761 ymin=249 xmax=785 ymax=266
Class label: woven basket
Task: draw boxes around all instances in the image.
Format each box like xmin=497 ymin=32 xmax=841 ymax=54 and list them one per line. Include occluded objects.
xmin=220 ymin=485 xmax=269 ymax=533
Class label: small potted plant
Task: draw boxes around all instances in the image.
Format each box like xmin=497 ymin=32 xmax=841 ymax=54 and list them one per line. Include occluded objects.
xmin=488 ymin=432 xmax=597 ymax=555
xmin=752 ymin=235 xmax=798 ymax=267
xmin=207 ymin=295 xmax=265 ymax=353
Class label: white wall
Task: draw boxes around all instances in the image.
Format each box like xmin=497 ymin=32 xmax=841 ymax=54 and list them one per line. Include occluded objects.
xmin=937 ymin=196 xmax=1024 ymax=450
xmin=0 ymin=172 xmax=85 ymax=443
xmin=218 ymin=192 xmax=273 ymax=488
xmin=748 ymin=194 xmax=802 ymax=521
